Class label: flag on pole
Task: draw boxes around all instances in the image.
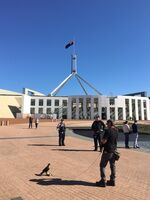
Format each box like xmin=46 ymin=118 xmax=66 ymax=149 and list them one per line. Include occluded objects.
xmin=65 ymin=41 xmax=74 ymax=49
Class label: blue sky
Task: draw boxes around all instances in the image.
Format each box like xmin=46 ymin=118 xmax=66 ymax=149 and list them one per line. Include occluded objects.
xmin=0 ymin=0 xmax=150 ymax=96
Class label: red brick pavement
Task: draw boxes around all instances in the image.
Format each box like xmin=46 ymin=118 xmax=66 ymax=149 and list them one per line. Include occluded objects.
xmin=0 ymin=121 xmax=149 ymax=200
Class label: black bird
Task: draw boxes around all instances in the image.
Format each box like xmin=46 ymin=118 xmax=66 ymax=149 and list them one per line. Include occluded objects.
xmin=38 ymin=163 xmax=51 ymax=176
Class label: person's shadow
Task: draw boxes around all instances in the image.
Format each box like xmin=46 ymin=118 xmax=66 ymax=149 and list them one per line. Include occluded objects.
xmin=29 ymin=178 xmax=96 ymax=187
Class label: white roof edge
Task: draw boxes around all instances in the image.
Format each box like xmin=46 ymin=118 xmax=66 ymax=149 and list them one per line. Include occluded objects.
xmin=0 ymin=89 xmax=22 ymax=95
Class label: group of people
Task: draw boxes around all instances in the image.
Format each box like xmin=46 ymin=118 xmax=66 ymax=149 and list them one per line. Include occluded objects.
xmin=28 ymin=116 xmax=39 ymax=129
xmin=91 ymin=116 xmax=118 ymax=187
xmin=30 ymin=114 xmax=140 ymax=187
xmin=123 ymin=120 xmax=139 ymax=148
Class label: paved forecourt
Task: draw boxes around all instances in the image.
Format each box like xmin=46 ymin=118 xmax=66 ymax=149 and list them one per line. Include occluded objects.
xmin=0 ymin=121 xmax=149 ymax=200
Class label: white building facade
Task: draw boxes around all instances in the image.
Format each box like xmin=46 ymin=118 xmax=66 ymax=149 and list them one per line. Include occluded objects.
xmin=21 ymin=92 xmax=150 ymax=120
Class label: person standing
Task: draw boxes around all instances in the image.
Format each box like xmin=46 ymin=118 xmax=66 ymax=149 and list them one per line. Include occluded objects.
xmin=96 ymin=119 xmax=118 ymax=187
xmin=91 ymin=115 xmax=105 ymax=151
xmin=28 ymin=116 xmax=33 ymax=129
xmin=123 ymin=121 xmax=130 ymax=148
xmin=57 ymin=119 xmax=66 ymax=146
xmin=132 ymin=120 xmax=140 ymax=148
xmin=35 ymin=118 xmax=39 ymax=129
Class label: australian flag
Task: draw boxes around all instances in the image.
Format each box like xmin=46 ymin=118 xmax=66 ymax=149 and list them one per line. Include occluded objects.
xmin=65 ymin=41 xmax=74 ymax=49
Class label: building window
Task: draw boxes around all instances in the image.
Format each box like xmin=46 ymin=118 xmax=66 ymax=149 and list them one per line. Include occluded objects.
xmin=94 ymin=98 xmax=98 ymax=113
xmin=30 ymin=108 xmax=35 ymax=114
xmin=55 ymin=99 xmax=59 ymax=106
xmin=31 ymin=99 xmax=35 ymax=106
xmin=118 ymin=107 xmax=123 ymax=120
xmin=62 ymin=108 xmax=67 ymax=119
xmin=143 ymin=100 xmax=146 ymax=108
xmin=72 ymin=98 xmax=76 ymax=119
xmin=138 ymin=100 xmax=142 ymax=120
xmin=79 ymin=98 xmax=83 ymax=119
xmin=125 ymin=99 xmax=129 ymax=120
xmin=46 ymin=108 xmax=51 ymax=114
xmin=110 ymin=107 xmax=115 ymax=120
xmin=38 ymin=108 xmax=43 ymax=114
xmin=109 ymin=97 xmax=115 ymax=105
xmin=54 ymin=108 xmax=59 ymax=118
xmin=39 ymin=99 xmax=43 ymax=106
xmin=144 ymin=110 xmax=147 ymax=120
xmin=47 ymin=99 xmax=51 ymax=106
xmin=132 ymin=99 xmax=136 ymax=120
xmin=102 ymin=107 xmax=107 ymax=120
xmin=86 ymin=98 xmax=91 ymax=119
xmin=62 ymin=100 xmax=67 ymax=107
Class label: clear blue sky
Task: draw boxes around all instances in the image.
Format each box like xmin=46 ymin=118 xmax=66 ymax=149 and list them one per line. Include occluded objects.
xmin=0 ymin=0 xmax=150 ymax=96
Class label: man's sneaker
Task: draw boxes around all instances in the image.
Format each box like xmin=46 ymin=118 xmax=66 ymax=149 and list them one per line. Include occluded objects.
xmin=107 ymin=180 xmax=115 ymax=186
xmin=96 ymin=180 xmax=106 ymax=187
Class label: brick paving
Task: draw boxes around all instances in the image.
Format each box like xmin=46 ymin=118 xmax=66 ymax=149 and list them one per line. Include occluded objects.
xmin=0 ymin=121 xmax=150 ymax=200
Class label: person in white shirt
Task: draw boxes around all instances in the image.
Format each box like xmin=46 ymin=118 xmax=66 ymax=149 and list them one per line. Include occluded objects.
xmin=122 ymin=121 xmax=130 ymax=148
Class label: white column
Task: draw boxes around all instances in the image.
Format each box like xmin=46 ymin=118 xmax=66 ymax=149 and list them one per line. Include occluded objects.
xmin=135 ymin=99 xmax=139 ymax=120
xmin=129 ymin=98 xmax=132 ymax=119
xmin=67 ymin=98 xmax=72 ymax=119
xmin=141 ymin=100 xmax=144 ymax=120
xmin=115 ymin=106 xmax=118 ymax=120
xmin=98 ymin=96 xmax=102 ymax=119
xmin=43 ymin=99 xmax=47 ymax=114
xmin=146 ymin=99 xmax=150 ymax=120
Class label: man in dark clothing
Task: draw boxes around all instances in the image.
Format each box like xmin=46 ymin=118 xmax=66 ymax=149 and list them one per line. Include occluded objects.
xmin=57 ymin=119 xmax=66 ymax=146
xmin=28 ymin=116 xmax=33 ymax=129
xmin=91 ymin=116 xmax=105 ymax=151
xmin=132 ymin=120 xmax=140 ymax=148
xmin=96 ymin=119 xmax=118 ymax=187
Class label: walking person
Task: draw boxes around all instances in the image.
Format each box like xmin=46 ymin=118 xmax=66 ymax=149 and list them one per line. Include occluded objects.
xmin=132 ymin=120 xmax=140 ymax=148
xmin=91 ymin=115 xmax=105 ymax=151
xmin=96 ymin=119 xmax=118 ymax=187
xmin=123 ymin=121 xmax=130 ymax=148
xmin=57 ymin=119 xmax=66 ymax=146
xmin=28 ymin=116 xmax=33 ymax=129
xmin=35 ymin=118 xmax=39 ymax=129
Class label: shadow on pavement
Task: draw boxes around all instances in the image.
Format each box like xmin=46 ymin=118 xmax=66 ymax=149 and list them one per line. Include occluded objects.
xmin=28 ymin=144 xmax=59 ymax=147
xmin=29 ymin=178 xmax=96 ymax=187
xmin=52 ymin=149 xmax=93 ymax=152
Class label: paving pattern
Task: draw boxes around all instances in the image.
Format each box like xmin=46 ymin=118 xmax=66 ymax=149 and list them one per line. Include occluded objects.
xmin=0 ymin=121 xmax=150 ymax=200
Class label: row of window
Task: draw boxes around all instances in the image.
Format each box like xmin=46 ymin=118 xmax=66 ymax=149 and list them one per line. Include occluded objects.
xmin=31 ymin=99 xmax=67 ymax=107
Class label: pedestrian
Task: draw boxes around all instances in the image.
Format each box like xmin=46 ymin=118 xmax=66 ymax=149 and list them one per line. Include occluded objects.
xmin=123 ymin=121 xmax=131 ymax=148
xmin=96 ymin=119 xmax=118 ymax=187
xmin=57 ymin=119 xmax=66 ymax=146
xmin=91 ymin=115 xmax=105 ymax=151
xmin=35 ymin=118 xmax=39 ymax=129
xmin=28 ymin=116 xmax=33 ymax=128
xmin=132 ymin=120 xmax=140 ymax=148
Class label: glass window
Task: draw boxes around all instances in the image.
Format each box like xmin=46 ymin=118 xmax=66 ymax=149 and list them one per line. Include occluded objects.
xmin=110 ymin=107 xmax=115 ymax=120
xmin=118 ymin=107 xmax=123 ymax=120
xmin=39 ymin=99 xmax=43 ymax=106
xmin=38 ymin=108 xmax=43 ymax=114
xmin=31 ymin=99 xmax=35 ymax=106
xmin=62 ymin=100 xmax=67 ymax=107
xmin=55 ymin=99 xmax=59 ymax=106
xmin=46 ymin=108 xmax=51 ymax=114
xmin=47 ymin=99 xmax=51 ymax=106
xmin=30 ymin=108 xmax=35 ymax=114
xmin=143 ymin=100 xmax=146 ymax=108
xmin=101 ymin=107 xmax=107 ymax=120
xmin=54 ymin=108 xmax=59 ymax=118
xmin=109 ymin=97 xmax=115 ymax=105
